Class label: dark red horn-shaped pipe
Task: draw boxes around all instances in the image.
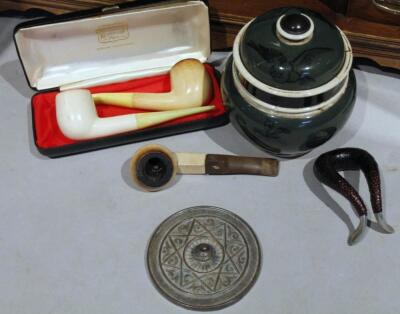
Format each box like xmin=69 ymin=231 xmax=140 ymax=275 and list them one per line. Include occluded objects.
xmin=314 ymin=148 xmax=394 ymax=245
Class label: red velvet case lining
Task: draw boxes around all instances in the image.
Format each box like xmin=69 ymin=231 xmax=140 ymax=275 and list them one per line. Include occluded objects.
xmin=32 ymin=64 xmax=226 ymax=149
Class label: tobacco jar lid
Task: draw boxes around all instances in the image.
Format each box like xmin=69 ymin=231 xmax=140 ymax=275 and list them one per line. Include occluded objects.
xmin=238 ymin=7 xmax=346 ymax=91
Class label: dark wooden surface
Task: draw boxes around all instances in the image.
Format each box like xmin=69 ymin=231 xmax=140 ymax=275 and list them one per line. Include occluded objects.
xmin=347 ymin=0 xmax=400 ymax=25
xmin=0 ymin=0 xmax=111 ymax=13
xmin=1 ymin=0 xmax=400 ymax=69
xmin=208 ymin=0 xmax=400 ymax=69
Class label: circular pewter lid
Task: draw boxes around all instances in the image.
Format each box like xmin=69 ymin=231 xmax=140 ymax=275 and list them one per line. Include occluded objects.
xmin=147 ymin=206 xmax=261 ymax=311
xmin=239 ymin=7 xmax=345 ymax=91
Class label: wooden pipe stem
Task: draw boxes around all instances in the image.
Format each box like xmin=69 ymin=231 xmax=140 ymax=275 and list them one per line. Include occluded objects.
xmin=205 ymin=154 xmax=279 ymax=177
xmin=175 ymin=153 xmax=279 ymax=177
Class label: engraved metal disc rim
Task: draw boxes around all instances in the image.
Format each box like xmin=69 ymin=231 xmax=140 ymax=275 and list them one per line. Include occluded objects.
xmin=146 ymin=206 xmax=262 ymax=311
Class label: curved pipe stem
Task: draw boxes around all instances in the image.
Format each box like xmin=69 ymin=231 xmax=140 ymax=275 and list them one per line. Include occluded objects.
xmin=375 ymin=213 xmax=395 ymax=234
xmin=92 ymin=59 xmax=212 ymax=111
xmin=93 ymin=92 xmax=179 ymax=110
xmin=348 ymin=215 xmax=368 ymax=246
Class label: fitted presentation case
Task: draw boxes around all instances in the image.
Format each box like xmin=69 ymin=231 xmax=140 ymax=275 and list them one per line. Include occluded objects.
xmin=14 ymin=0 xmax=228 ymax=158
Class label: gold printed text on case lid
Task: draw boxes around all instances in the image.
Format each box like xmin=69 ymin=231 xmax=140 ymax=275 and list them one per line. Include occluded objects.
xmin=96 ymin=23 xmax=129 ymax=43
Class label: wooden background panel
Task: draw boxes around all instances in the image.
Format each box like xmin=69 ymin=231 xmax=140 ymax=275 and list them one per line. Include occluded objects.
xmin=347 ymin=0 xmax=400 ymax=26
xmin=0 ymin=0 xmax=118 ymax=14
xmin=208 ymin=0 xmax=342 ymax=49
xmin=0 ymin=0 xmax=399 ymax=69
xmin=208 ymin=0 xmax=400 ymax=69
xmin=207 ymin=0 xmax=345 ymax=50
xmin=319 ymin=0 xmax=348 ymax=14
xmin=208 ymin=0 xmax=341 ymax=22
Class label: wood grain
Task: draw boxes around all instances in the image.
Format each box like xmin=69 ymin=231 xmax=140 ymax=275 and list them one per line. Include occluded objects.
xmin=347 ymin=0 xmax=400 ymax=25
xmin=319 ymin=0 xmax=348 ymax=14
xmin=205 ymin=154 xmax=279 ymax=177
xmin=0 ymin=0 xmax=116 ymax=14
xmin=208 ymin=0 xmax=400 ymax=69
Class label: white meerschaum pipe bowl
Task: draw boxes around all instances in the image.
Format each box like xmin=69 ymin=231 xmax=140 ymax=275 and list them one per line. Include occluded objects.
xmin=91 ymin=59 xmax=212 ymax=111
xmin=56 ymin=89 xmax=214 ymax=140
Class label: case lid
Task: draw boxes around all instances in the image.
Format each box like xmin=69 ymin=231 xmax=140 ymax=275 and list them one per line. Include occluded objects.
xmin=14 ymin=0 xmax=210 ymax=91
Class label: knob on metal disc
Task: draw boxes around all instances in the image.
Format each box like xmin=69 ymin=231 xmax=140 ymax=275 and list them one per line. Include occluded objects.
xmin=146 ymin=206 xmax=262 ymax=310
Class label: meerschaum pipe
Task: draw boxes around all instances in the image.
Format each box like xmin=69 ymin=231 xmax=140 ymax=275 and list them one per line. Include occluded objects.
xmin=92 ymin=59 xmax=212 ymax=111
xmin=56 ymin=89 xmax=214 ymax=140
xmin=130 ymin=144 xmax=279 ymax=191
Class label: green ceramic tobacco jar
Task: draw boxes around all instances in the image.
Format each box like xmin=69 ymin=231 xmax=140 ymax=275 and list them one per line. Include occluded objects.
xmin=222 ymin=7 xmax=356 ymax=158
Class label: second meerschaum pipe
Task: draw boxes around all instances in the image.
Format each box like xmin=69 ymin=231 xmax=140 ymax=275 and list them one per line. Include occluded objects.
xmin=56 ymin=89 xmax=215 ymax=140
xmin=92 ymin=59 xmax=212 ymax=111
xmin=130 ymin=144 xmax=279 ymax=191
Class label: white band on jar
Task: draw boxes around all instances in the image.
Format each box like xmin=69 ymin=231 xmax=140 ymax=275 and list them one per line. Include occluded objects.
xmin=232 ymin=62 xmax=349 ymax=117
